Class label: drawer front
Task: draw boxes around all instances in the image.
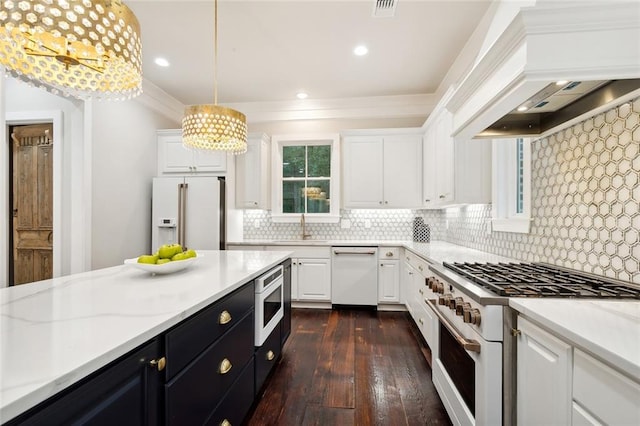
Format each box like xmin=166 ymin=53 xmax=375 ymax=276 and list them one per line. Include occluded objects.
xmin=379 ymin=247 xmax=400 ymax=260
xmin=255 ymin=321 xmax=282 ymax=395
xmin=205 ymin=357 xmax=256 ymax=426
xmin=165 ymin=311 xmax=254 ymax=426
xmin=404 ymin=250 xmax=430 ymax=277
xmin=573 ymin=349 xmax=640 ymax=425
xmin=165 ymin=282 xmax=254 ymax=380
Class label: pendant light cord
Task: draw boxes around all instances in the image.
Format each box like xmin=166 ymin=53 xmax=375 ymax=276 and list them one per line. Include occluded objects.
xmin=214 ymin=0 xmax=218 ymax=105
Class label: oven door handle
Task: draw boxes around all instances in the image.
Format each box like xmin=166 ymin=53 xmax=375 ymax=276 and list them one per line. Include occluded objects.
xmin=426 ymin=298 xmax=481 ymax=353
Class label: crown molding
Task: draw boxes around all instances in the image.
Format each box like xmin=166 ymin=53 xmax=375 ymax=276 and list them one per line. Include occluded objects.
xmin=135 ymin=78 xmax=184 ymax=123
xmin=133 ymin=79 xmax=437 ymax=125
xmin=225 ymin=93 xmax=437 ymax=124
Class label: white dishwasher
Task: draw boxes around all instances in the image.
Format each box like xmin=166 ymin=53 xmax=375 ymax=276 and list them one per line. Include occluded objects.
xmin=331 ymin=246 xmax=378 ymax=306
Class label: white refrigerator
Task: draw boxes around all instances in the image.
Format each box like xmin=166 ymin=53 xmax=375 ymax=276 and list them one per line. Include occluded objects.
xmin=151 ymin=176 xmax=225 ymax=251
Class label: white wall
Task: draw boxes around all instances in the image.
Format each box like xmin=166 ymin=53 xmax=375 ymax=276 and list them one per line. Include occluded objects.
xmin=2 ymin=77 xmax=85 ymax=285
xmin=91 ymin=101 xmax=177 ymax=269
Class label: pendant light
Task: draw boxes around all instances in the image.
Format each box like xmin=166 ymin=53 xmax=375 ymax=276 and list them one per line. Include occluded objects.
xmin=0 ymin=0 xmax=142 ymax=100
xmin=181 ymin=0 xmax=247 ymax=154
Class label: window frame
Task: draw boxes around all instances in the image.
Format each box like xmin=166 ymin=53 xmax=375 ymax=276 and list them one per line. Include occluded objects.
xmin=491 ymin=137 xmax=532 ymax=233
xmin=271 ymin=134 xmax=341 ymax=223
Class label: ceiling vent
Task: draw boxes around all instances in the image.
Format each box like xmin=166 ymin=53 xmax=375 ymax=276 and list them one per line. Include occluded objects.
xmin=372 ymin=0 xmax=398 ymax=18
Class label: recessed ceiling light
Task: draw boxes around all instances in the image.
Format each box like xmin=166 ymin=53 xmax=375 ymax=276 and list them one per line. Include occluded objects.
xmin=517 ymin=105 xmax=528 ymax=112
xmin=154 ymin=57 xmax=170 ymax=67
xmin=296 ymin=92 xmax=308 ymax=100
xmin=353 ymin=45 xmax=368 ymax=56
xmin=555 ymin=80 xmax=568 ymax=86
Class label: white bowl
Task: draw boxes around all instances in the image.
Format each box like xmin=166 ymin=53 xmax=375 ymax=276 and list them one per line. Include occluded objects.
xmin=124 ymin=253 xmax=200 ymax=275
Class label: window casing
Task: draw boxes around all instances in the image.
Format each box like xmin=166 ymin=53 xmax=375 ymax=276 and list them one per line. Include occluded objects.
xmin=491 ymin=137 xmax=531 ymax=233
xmin=271 ymin=134 xmax=340 ymax=223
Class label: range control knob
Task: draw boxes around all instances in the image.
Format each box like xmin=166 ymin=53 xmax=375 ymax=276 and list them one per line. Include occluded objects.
xmin=463 ymin=308 xmax=482 ymax=326
xmin=456 ymin=302 xmax=471 ymax=316
xmin=427 ymin=277 xmax=436 ymax=290
xmin=436 ymin=281 xmax=445 ymax=294
xmin=438 ymin=294 xmax=452 ymax=306
xmin=449 ymin=297 xmax=463 ymax=310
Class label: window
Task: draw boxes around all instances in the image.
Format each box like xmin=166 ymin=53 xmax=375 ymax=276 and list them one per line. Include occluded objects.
xmin=271 ymin=134 xmax=341 ymax=222
xmin=491 ymin=137 xmax=531 ymax=233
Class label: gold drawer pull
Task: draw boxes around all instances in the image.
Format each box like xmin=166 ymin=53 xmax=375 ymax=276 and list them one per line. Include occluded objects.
xmin=266 ymin=350 xmax=275 ymax=361
xmin=219 ymin=310 xmax=232 ymax=325
xmin=218 ymin=358 xmax=232 ymax=375
xmin=220 ymin=420 xmax=231 ymax=426
xmin=149 ymin=357 xmax=166 ymax=371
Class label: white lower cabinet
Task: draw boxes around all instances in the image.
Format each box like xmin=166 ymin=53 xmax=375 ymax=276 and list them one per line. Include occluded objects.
xmin=264 ymin=246 xmax=331 ymax=302
xmin=295 ymin=258 xmax=331 ymax=301
xmin=402 ymin=250 xmax=437 ymax=350
xmin=572 ymin=348 xmax=640 ymax=425
xmin=516 ymin=316 xmax=640 ymax=426
xmin=517 ymin=316 xmax=572 ymax=426
xmin=378 ymin=248 xmax=401 ymax=304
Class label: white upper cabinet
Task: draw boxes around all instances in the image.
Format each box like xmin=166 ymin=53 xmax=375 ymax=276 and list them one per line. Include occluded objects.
xmin=235 ymin=133 xmax=271 ymax=209
xmin=343 ymin=132 xmax=422 ymax=208
xmin=157 ymin=129 xmax=227 ymax=176
xmin=423 ymin=108 xmax=454 ymax=207
xmin=422 ymin=100 xmax=491 ymax=209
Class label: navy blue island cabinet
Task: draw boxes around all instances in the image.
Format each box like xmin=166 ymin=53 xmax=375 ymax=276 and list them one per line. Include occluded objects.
xmin=6 ymin=338 xmax=163 ymax=426
xmin=5 ymin=259 xmax=292 ymax=426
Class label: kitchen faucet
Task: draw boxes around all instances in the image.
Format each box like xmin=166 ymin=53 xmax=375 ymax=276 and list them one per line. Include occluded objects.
xmin=300 ymin=213 xmax=311 ymax=240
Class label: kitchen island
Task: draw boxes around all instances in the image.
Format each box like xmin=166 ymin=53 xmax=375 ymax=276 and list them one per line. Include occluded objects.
xmin=0 ymin=249 xmax=291 ymax=424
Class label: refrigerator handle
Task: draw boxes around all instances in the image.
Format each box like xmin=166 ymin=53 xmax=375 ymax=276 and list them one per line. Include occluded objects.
xmin=178 ymin=183 xmax=188 ymax=248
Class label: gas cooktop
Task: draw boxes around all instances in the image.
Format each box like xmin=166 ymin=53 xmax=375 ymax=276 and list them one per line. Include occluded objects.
xmin=443 ymin=262 xmax=640 ymax=299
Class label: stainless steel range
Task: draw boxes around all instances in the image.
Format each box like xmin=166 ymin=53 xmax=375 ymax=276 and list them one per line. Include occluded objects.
xmin=421 ymin=261 xmax=640 ymax=426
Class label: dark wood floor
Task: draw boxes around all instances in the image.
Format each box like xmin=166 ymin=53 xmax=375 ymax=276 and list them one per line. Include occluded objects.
xmin=247 ymin=308 xmax=451 ymax=426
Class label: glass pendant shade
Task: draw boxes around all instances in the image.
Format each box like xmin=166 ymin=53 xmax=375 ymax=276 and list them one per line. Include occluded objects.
xmin=0 ymin=0 xmax=142 ymax=100
xmin=182 ymin=104 xmax=247 ymax=154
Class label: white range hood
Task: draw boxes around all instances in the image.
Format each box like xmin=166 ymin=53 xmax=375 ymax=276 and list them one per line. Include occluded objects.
xmin=446 ymin=1 xmax=640 ymax=140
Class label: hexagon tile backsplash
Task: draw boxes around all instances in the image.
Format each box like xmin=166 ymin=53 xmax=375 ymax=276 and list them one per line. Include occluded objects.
xmin=242 ymin=97 xmax=639 ymax=284
xmin=445 ymin=97 xmax=640 ymax=284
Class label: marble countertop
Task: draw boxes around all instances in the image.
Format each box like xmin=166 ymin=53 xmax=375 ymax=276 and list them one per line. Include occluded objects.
xmin=0 ymin=250 xmax=291 ymax=423
xmin=510 ymin=299 xmax=640 ymax=381
xmin=230 ymin=239 xmax=517 ymax=263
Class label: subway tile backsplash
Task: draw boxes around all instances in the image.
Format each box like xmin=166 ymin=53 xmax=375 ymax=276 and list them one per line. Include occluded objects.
xmin=241 ymin=97 xmax=639 ymax=283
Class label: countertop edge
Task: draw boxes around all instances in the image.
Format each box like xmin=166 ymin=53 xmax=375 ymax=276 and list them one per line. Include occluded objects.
xmin=509 ymin=299 xmax=640 ymax=382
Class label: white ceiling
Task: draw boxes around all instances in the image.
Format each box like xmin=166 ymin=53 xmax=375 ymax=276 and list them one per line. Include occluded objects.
xmin=126 ymin=0 xmax=493 ymax=107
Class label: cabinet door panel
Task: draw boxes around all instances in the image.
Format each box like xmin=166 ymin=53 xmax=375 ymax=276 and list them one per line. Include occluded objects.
xmin=383 ymin=135 xmax=422 ymax=208
xmin=297 ymin=258 xmax=331 ymax=300
xmin=378 ymin=260 xmax=400 ymax=303
xmin=162 ymin=138 xmax=193 ymax=174
xmin=343 ymin=137 xmax=384 ymax=208
xmin=8 ymin=339 xmax=162 ymax=426
xmin=517 ymin=317 xmax=572 ymax=426
xmin=193 ymin=149 xmax=226 ymax=172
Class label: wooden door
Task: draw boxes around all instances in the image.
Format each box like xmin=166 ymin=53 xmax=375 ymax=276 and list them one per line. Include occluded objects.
xmin=12 ymin=124 xmax=53 ymax=285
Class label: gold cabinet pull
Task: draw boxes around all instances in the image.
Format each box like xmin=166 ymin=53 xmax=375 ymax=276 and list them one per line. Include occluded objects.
xmin=218 ymin=358 xmax=232 ymax=375
xmin=149 ymin=357 xmax=166 ymax=371
xmin=266 ymin=350 xmax=275 ymax=361
xmin=511 ymin=328 xmax=522 ymax=337
xmin=220 ymin=420 xmax=231 ymax=426
xmin=219 ymin=310 xmax=232 ymax=325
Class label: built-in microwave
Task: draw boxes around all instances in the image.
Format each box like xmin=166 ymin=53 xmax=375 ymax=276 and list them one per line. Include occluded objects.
xmin=255 ymin=265 xmax=284 ymax=346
